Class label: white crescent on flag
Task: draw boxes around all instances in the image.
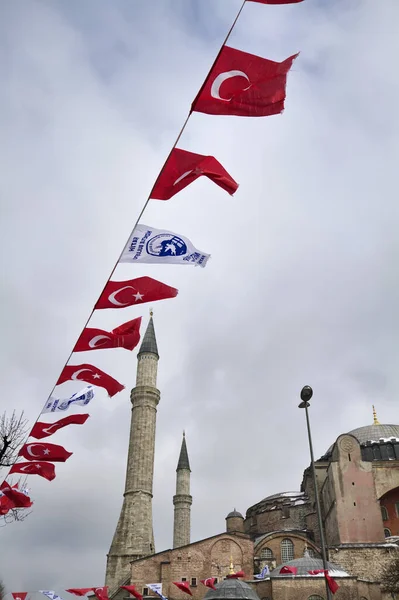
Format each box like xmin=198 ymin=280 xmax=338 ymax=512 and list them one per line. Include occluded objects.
xmin=89 ymin=335 xmax=111 ymax=348
xmin=71 ymin=368 xmax=93 ymax=380
xmin=108 ymin=286 xmax=137 ymax=307
xmin=210 ymin=70 xmax=251 ymax=101
xmin=26 ymin=443 xmax=45 ymax=458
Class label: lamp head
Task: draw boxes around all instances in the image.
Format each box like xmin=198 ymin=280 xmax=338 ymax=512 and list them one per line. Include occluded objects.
xmin=299 ymin=385 xmax=313 ymax=408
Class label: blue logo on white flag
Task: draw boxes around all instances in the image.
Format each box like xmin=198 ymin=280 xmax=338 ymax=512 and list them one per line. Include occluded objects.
xmin=254 ymin=565 xmax=270 ymax=579
xmin=146 ymin=234 xmax=187 ymax=257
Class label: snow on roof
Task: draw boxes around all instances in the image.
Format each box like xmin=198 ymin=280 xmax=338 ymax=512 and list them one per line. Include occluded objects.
xmin=368 ymin=437 xmax=399 ymax=444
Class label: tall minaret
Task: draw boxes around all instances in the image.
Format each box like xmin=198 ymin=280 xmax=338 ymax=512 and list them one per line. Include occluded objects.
xmin=173 ymin=432 xmax=192 ymax=548
xmin=106 ymin=313 xmax=160 ymax=591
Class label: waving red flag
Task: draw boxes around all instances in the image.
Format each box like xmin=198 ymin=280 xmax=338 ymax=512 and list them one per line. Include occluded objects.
xmin=58 ymin=364 xmax=124 ymax=396
xmin=66 ymin=590 xmax=93 ymax=597
xmin=120 ymin=586 xmax=143 ymax=600
xmin=19 ymin=442 xmax=72 ymax=462
xmin=151 ymin=148 xmax=238 ymax=200
xmin=279 ymin=565 xmax=297 ymax=575
xmin=249 ymin=0 xmax=303 ymax=3
xmin=308 ymin=570 xmax=339 ymax=594
xmin=74 ymin=317 xmax=142 ymax=352
xmin=200 ymin=579 xmax=217 ymax=591
xmin=1 ymin=481 xmax=33 ymax=508
xmin=30 ymin=414 xmax=89 ymax=440
xmin=172 ymin=582 xmax=192 ymax=596
xmin=10 ymin=461 xmax=56 ymax=481
xmin=12 ymin=593 xmax=28 ymax=600
xmin=95 ymin=277 xmax=178 ymax=310
xmin=92 ymin=588 xmax=109 ymax=600
xmin=192 ymin=46 xmax=298 ymax=117
xmin=226 ymin=571 xmax=245 ymax=579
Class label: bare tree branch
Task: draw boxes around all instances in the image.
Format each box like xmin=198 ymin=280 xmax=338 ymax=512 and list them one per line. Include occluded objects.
xmin=0 ymin=410 xmax=30 ymax=525
xmin=0 ymin=578 xmax=5 ymax=600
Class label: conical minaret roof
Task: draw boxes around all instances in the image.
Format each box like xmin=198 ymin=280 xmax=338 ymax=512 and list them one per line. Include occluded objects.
xmin=138 ymin=312 xmax=159 ymax=357
xmin=177 ymin=432 xmax=191 ymax=471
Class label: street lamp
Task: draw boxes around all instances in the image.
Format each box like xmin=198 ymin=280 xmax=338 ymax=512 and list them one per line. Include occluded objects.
xmin=299 ymin=386 xmax=332 ymax=600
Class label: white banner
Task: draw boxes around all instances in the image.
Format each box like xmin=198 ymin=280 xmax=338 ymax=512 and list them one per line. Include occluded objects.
xmin=42 ymin=386 xmax=94 ymax=414
xmin=120 ymin=224 xmax=210 ymax=268
xmin=40 ymin=592 xmax=65 ymax=600
xmin=146 ymin=584 xmax=167 ymax=600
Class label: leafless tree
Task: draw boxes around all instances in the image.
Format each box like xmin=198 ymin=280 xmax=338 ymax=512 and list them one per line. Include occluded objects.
xmin=0 ymin=410 xmax=31 ymax=524
xmin=0 ymin=578 xmax=5 ymax=600
xmin=381 ymin=554 xmax=399 ymax=596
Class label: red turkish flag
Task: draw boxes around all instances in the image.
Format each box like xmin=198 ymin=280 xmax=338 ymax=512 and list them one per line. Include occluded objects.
xmin=151 ymin=148 xmax=238 ymax=200
xmin=0 ymin=481 xmax=33 ymax=508
xmin=120 ymin=586 xmax=143 ymax=600
xmin=12 ymin=593 xmax=28 ymax=600
xmin=249 ymin=0 xmax=303 ymax=4
xmin=92 ymin=588 xmax=109 ymax=600
xmin=19 ymin=442 xmax=72 ymax=462
xmin=58 ymin=364 xmax=124 ymax=397
xmin=30 ymin=414 xmax=90 ymax=440
xmin=172 ymin=582 xmax=192 ymax=596
xmin=200 ymin=578 xmax=217 ymax=591
xmin=192 ymin=46 xmax=298 ymax=117
xmin=95 ymin=277 xmax=178 ymax=310
xmin=226 ymin=571 xmax=245 ymax=579
xmin=9 ymin=461 xmax=56 ymax=481
xmin=74 ymin=317 xmax=142 ymax=352
xmin=0 ymin=488 xmax=13 ymax=515
xmin=279 ymin=565 xmax=297 ymax=575
xmin=308 ymin=570 xmax=339 ymax=594
xmin=66 ymin=590 xmax=93 ymax=596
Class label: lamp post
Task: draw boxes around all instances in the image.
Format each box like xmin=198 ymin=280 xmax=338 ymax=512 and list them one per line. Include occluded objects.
xmin=299 ymin=386 xmax=332 ymax=600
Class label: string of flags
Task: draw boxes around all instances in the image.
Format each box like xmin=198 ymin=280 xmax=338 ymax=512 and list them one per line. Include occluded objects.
xmin=6 ymin=567 xmax=340 ymax=600
xmin=1 ymin=0 xmax=302 ymax=516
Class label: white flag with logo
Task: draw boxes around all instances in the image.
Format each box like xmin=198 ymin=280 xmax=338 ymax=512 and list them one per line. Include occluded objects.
xmin=40 ymin=592 xmax=66 ymax=600
xmin=120 ymin=224 xmax=210 ymax=268
xmin=147 ymin=584 xmax=167 ymax=600
xmin=42 ymin=386 xmax=95 ymax=414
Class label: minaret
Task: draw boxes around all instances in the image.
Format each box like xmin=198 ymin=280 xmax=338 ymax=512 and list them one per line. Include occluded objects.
xmin=106 ymin=312 xmax=160 ymax=591
xmin=173 ymin=432 xmax=192 ymax=548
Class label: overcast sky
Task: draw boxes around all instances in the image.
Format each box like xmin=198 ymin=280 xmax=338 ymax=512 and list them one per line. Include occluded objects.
xmin=1 ymin=0 xmax=399 ymax=594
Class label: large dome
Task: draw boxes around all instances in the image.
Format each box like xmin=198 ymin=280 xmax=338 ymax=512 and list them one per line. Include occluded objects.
xmin=203 ymin=579 xmax=260 ymax=600
xmin=270 ymin=555 xmax=349 ymax=578
xmin=347 ymin=424 xmax=399 ymax=444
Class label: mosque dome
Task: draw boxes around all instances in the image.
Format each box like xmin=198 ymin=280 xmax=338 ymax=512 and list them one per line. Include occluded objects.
xmin=347 ymin=423 xmax=399 ymax=444
xmin=270 ymin=554 xmax=349 ymax=578
xmin=226 ymin=509 xmax=244 ymax=519
xmin=204 ymin=579 xmax=260 ymax=600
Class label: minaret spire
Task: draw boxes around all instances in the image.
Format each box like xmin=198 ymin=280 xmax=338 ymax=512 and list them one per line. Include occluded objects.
xmin=173 ymin=432 xmax=192 ymax=548
xmin=372 ymin=405 xmax=380 ymax=425
xmin=106 ymin=313 xmax=160 ymax=591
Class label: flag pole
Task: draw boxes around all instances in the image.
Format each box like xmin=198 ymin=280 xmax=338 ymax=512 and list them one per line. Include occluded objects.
xmin=3 ymin=0 xmax=248 ymax=478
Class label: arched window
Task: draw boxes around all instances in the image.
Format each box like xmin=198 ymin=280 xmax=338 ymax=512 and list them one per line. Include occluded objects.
xmin=384 ymin=528 xmax=391 ymax=537
xmin=381 ymin=506 xmax=388 ymax=521
xmin=260 ymin=547 xmax=273 ymax=559
xmin=308 ymin=596 xmax=324 ymax=600
xmin=281 ymin=538 xmax=294 ymax=562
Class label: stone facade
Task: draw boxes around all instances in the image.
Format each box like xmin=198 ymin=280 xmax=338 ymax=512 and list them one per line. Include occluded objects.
xmin=254 ymin=533 xmax=320 ymax=572
xmin=126 ymin=533 xmax=253 ymax=600
xmin=106 ymin=318 xmax=160 ymax=592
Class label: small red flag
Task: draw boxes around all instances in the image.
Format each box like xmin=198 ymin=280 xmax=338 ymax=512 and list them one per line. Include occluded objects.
xmin=95 ymin=277 xmax=178 ymax=310
xmin=172 ymin=582 xmax=192 ymax=596
xmin=92 ymin=588 xmax=109 ymax=600
xmin=66 ymin=590 xmax=93 ymax=596
xmin=192 ymin=46 xmax=298 ymax=117
xmin=151 ymin=148 xmax=238 ymax=200
xmin=58 ymin=363 xmax=124 ymax=397
xmin=19 ymin=442 xmax=72 ymax=463
xmin=30 ymin=414 xmax=90 ymax=440
xmin=249 ymin=0 xmax=303 ymax=4
xmin=74 ymin=317 xmax=142 ymax=352
xmin=279 ymin=565 xmax=297 ymax=575
xmin=200 ymin=579 xmax=217 ymax=591
xmin=12 ymin=593 xmax=28 ymax=600
xmin=1 ymin=481 xmax=32 ymax=509
xmin=226 ymin=571 xmax=245 ymax=579
xmin=0 ymin=489 xmax=13 ymax=515
xmin=308 ymin=570 xmax=339 ymax=594
xmin=120 ymin=586 xmax=143 ymax=600
xmin=9 ymin=461 xmax=56 ymax=481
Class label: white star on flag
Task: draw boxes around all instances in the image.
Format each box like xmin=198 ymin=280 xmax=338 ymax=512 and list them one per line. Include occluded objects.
xmin=134 ymin=291 xmax=144 ymax=301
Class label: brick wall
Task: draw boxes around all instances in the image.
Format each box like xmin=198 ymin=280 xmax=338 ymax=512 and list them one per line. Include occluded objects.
xmin=379 ymin=486 xmax=399 ymax=537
